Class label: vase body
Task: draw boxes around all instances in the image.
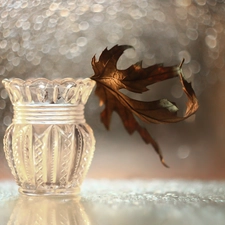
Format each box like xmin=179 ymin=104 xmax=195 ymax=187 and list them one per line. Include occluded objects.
xmin=2 ymin=78 xmax=95 ymax=196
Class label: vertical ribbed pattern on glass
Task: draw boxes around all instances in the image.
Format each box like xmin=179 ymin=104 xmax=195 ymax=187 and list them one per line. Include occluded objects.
xmin=3 ymin=124 xmax=20 ymax=185
xmin=3 ymin=122 xmax=95 ymax=194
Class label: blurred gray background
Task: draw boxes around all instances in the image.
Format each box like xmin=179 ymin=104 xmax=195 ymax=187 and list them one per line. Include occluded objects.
xmin=0 ymin=0 xmax=225 ymax=180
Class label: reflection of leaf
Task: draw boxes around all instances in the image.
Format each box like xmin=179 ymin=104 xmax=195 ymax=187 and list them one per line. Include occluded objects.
xmin=90 ymin=45 xmax=199 ymax=167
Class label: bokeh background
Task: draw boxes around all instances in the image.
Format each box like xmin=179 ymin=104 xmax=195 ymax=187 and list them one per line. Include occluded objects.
xmin=0 ymin=0 xmax=225 ymax=180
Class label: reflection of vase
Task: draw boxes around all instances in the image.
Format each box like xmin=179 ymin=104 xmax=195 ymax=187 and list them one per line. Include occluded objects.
xmin=8 ymin=196 xmax=90 ymax=225
xmin=2 ymin=78 xmax=96 ymax=196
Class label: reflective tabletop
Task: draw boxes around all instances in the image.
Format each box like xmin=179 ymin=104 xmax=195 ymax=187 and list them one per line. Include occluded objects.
xmin=1 ymin=179 xmax=225 ymax=225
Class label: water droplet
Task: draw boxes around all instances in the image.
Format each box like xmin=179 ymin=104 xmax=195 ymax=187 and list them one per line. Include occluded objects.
xmin=0 ymin=100 xmax=6 ymax=110
xmin=22 ymin=21 xmax=31 ymax=30
xmin=65 ymin=52 xmax=74 ymax=59
xmin=77 ymin=37 xmax=87 ymax=47
xmin=195 ymin=0 xmax=206 ymax=5
xmin=92 ymin=4 xmax=104 ymax=13
xmin=70 ymin=23 xmax=80 ymax=33
xmin=67 ymin=0 xmax=75 ymax=5
xmin=182 ymin=67 xmax=192 ymax=79
xmin=207 ymin=0 xmax=217 ymax=6
xmin=12 ymin=57 xmax=20 ymax=66
xmin=12 ymin=42 xmax=20 ymax=52
xmin=70 ymin=43 xmax=79 ymax=53
xmin=130 ymin=8 xmax=144 ymax=20
xmin=46 ymin=9 xmax=54 ymax=17
xmin=3 ymin=29 xmax=10 ymax=38
xmin=41 ymin=44 xmax=51 ymax=54
xmin=49 ymin=3 xmax=60 ymax=11
xmin=178 ymin=50 xmax=191 ymax=63
xmin=18 ymin=48 xmax=26 ymax=57
xmin=3 ymin=115 xmax=11 ymax=126
xmin=1 ymin=89 xmax=8 ymax=99
xmin=206 ymin=28 xmax=217 ymax=38
xmin=7 ymin=52 xmax=15 ymax=61
xmin=9 ymin=9 xmax=17 ymax=18
xmin=121 ymin=20 xmax=133 ymax=30
xmin=35 ymin=15 xmax=44 ymax=24
xmin=60 ymin=9 xmax=70 ymax=17
xmin=153 ymin=11 xmax=165 ymax=22
xmin=69 ymin=13 xmax=78 ymax=22
xmin=124 ymin=48 xmax=136 ymax=59
xmin=0 ymin=40 xmax=7 ymax=49
xmin=177 ymin=145 xmax=191 ymax=159
xmin=3 ymin=21 xmax=10 ymax=29
xmin=34 ymin=23 xmax=42 ymax=30
xmin=26 ymin=52 xmax=35 ymax=61
xmin=1 ymin=11 xmax=8 ymax=19
xmin=33 ymin=0 xmax=41 ymax=7
xmin=205 ymin=35 xmax=217 ymax=48
xmin=106 ymin=6 xmax=117 ymax=16
xmin=189 ymin=60 xmax=201 ymax=74
xmin=186 ymin=28 xmax=198 ymax=40
xmin=21 ymin=1 xmax=28 ymax=8
xmin=92 ymin=14 xmax=104 ymax=24
xmin=6 ymin=62 xmax=13 ymax=72
xmin=20 ymin=13 xmax=29 ymax=22
xmin=0 ymin=66 xmax=5 ymax=76
xmin=175 ymin=0 xmax=191 ymax=7
xmin=32 ymin=57 xmax=41 ymax=66
xmin=175 ymin=8 xmax=187 ymax=20
xmin=95 ymin=0 xmax=105 ymax=3
xmin=16 ymin=20 xmax=23 ymax=28
xmin=79 ymin=21 xmax=89 ymax=30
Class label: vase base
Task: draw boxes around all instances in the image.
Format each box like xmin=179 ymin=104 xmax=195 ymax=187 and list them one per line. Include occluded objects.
xmin=19 ymin=187 xmax=80 ymax=197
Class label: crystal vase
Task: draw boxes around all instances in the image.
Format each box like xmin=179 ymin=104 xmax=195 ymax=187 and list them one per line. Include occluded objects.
xmin=2 ymin=77 xmax=96 ymax=196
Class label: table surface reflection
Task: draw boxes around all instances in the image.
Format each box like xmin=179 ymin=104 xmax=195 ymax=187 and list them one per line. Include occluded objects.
xmin=1 ymin=179 xmax=225 ymax=225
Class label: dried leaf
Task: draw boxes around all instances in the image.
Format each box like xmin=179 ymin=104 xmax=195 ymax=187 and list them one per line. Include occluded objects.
xmin=90 ymin=45 xmax=198 ymax=167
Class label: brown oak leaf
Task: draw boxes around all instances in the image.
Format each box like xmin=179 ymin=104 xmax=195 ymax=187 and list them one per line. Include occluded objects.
xmin=90 ymin=45 xmax=199 ymax=167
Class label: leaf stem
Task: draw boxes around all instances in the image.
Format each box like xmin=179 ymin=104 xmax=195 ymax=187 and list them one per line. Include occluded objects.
xmin=179 ymin=58 xmax=185 ymax=69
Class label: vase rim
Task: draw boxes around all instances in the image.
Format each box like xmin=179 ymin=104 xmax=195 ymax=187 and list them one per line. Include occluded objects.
xmin=2 ymin=77 xmax=95 ymax=105
xmin=2 ymin=77 xmax=95 ymax=87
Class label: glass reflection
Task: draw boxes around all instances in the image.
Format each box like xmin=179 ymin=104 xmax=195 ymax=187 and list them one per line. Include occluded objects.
xmin=7 ymin=196 xmax=90 ymax=225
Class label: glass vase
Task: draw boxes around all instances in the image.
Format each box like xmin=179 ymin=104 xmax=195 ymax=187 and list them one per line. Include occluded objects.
xmin=2 ymin=77 xmax=96 ymax=196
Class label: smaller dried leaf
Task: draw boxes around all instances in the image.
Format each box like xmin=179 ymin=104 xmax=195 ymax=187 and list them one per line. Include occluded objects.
xmin=90 ymin=45 xmax=198 ymax=166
